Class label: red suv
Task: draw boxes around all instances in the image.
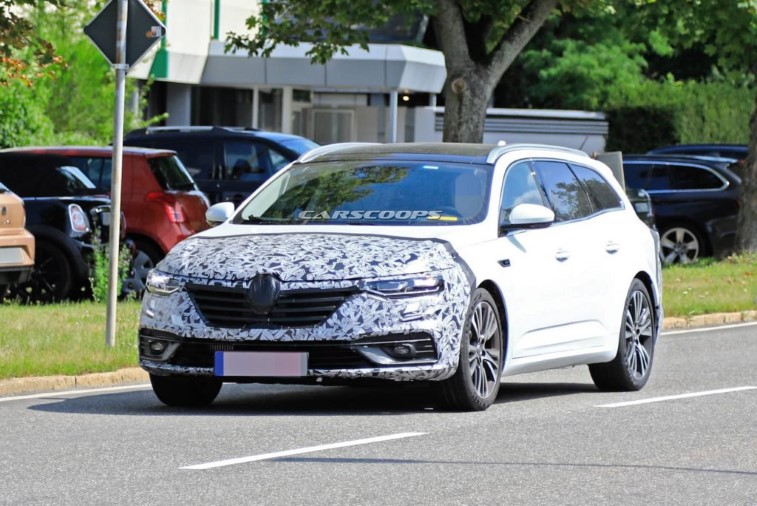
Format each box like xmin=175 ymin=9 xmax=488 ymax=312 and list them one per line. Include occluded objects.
xmin=7 ymin=147 xmax=210 ymax=285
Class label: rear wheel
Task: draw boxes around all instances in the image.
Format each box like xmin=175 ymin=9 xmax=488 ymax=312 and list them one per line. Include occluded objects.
xmin=435 ymin=289 xmax=503 ymax=411
xmin=659 ymin=224 xmax=706 ymax=264
xmin=128 ymin=239 xmax=163 ymax=292
xmin=149 ymin=374 xmax=222 ymax=407
xmin=9 ymin=241 xmax=73 ymax=303
xmin=590 ymin=279 xmax=655 ymax=391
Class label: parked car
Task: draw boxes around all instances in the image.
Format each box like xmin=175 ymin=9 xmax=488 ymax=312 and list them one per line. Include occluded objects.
xmin=623 ymin=154 xmax=741 ymax=264
xmin=140 ymin=143 xmax=662 ymax=411
xmin=0 ymin=181 xmax=35 ymax=298
xmin=647 ymin=143 xmax=748 ymax=161
xmin=647 ymin=144 xmax=749 ymax=177
xmin=0 ymin=153 xmax=115 ymax=302
xmin=123 ymin=126 xmax=319 ymax=205
xmin=6 ymin=147 xmax=210 ymax=286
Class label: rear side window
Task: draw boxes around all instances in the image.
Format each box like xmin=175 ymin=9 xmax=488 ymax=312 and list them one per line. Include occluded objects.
xmin=533 ymin=161 xmax=593 ymax=222
xmin=668 ymin=164 xmax=724 ymax=190
xmin=68 ymin=157 xmax=112 ymax=190
xmin=223 ymin=141 xmax=292 ymax=178
xmin=147 ymin=156 xmax=197 ymax=191
xmin=0 ymin=164 xmax=94 ymax=197
xmin=128 ymin=139 xmax=214 ymax=180
xmin=623 ymin=163 xmax=670 ymax=191
xmin=570 ymin=164 xmax=623 ymax=212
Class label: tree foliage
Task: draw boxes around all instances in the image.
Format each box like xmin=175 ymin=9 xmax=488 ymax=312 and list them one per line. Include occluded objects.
xmin=0 ymin=0 xmax=64 ymax=85
xmin=228 ymin=0 xmax=607 ymax=142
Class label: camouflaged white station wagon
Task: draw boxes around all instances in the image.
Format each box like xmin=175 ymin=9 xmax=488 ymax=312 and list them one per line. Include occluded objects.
xmin=140 ymin=143 xmax=663 ymax=411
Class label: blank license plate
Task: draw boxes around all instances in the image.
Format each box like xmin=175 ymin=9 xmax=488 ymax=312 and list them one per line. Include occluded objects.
xmin=214 ymin=351 xmax=308 ymax=377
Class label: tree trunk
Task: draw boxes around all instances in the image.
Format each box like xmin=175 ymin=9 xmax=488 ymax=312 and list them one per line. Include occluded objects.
xmin=735 ymin=91 xmax=757 ymax=252
xmin=442 ymin=68 xmax=493 ymax=143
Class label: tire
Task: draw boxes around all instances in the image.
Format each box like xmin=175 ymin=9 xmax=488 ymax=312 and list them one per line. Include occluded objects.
xmin=149 ymin=374 xmax=222 ymax=407
xmin=9 ymin=241 xmax=73 ymax=303
xmin=0 ymin=284 xmax=7 ymax=301
xmin=589 ymin=279 xmax=655 ymax=391
xmin=435 ymin=288 xmax=504 ymax=411
xmin=127 ymin=239 xmax=163 ymax=293
xmin=659 ymin=224 xmax=706 ymax=264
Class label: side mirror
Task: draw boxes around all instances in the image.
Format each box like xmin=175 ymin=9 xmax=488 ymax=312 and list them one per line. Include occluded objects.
xmin=500 ymin=203 xmax=555 ymax=233
xmin=205 ymin=202 xmax=235 ymax=227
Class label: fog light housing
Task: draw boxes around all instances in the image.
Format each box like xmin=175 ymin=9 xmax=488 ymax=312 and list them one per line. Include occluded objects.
xmin=149 ymin=340 xmax=167 ymax=353
xmin=384 ymin=343 xmax=417 ymax=359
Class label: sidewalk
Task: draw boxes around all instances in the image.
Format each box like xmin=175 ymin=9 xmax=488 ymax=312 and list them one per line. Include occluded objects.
xmin=2 ymin=311 xmax=756 ymax=398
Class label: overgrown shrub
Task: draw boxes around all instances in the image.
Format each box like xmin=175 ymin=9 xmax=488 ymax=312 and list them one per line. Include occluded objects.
xmin=605 ymin=79 xmax=753 ymax=153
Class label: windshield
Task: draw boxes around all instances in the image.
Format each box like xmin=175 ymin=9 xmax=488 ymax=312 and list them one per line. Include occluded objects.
xmin=235 ymin=161 xmax=492 ymax=226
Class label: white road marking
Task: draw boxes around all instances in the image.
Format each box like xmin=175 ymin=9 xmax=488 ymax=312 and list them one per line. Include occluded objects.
xmin=662 ymin=321 xmax=757 ymax=336
xmin=0 ymin=384 xmax=151 ymax=403
xmin=181 ymin=432 xmax=428 ymax=470
xmin=596 ymin=386 xmax=757 ymax=408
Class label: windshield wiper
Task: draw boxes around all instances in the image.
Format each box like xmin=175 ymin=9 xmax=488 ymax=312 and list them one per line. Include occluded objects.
xmin=238 ymin=216 xmax=305 ymax=225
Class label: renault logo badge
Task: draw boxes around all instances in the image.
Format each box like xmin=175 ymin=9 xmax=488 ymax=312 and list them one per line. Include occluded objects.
xmin=247 ymin=273 xmax=281 ymax=315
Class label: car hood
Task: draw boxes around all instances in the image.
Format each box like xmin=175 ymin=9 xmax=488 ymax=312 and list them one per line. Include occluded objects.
xmin=158 ymin=232 xmax=463 ymax=282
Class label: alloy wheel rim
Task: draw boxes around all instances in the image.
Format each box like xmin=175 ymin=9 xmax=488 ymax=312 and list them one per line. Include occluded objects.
xmin=661 ymin=227 xmax=699 ymax=264
xmin=468 ymin=300 xmax=501 ymax=398
xmin=624 ymin=290 xmax=653 ymax=380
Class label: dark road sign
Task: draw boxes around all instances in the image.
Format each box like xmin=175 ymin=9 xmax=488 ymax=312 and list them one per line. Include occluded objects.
xmin=84 ymin=0 xmax=166 ymax=67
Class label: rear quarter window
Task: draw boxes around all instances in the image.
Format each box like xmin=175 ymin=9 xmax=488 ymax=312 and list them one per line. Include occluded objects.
xmin=147 ymin=156 xmax=198 ymax=191
xmin=570 ymin=164 xmax=623 ymax=212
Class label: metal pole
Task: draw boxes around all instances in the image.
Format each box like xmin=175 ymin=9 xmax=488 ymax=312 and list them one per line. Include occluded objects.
xmin=389 ymin=90 xmax=398 ymax=143
xmin=106 ymin=0 xmax=129 ymax=348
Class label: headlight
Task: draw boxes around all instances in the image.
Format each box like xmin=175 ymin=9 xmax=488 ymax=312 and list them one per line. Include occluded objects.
xmin=361 ymin=274 xmax=444 ymax=298
xmin=146 ymin=270 xmax=181 ymax=295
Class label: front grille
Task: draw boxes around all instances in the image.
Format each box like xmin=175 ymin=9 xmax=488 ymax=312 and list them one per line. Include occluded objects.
xmin=187 ymin=284 xmax=359 ymax=328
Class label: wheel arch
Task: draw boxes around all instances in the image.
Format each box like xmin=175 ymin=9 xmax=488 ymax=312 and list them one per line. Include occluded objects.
xmin=477 ymin=279 xmax=509 ymax=367
xmin=128 ymin=233 xmax=165 ymax=261
xmin=633 ymin=270 xmax=662 ymax=339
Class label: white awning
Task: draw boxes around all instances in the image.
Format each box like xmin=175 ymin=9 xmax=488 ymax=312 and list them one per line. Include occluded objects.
xmin=199 ymin=41 xmax=446 ymax=93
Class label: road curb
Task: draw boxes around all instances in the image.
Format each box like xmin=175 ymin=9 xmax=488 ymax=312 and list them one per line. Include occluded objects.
xmin=2 ymin=311 xmax=756 ymax=398
xmin=0 ymin=368 xmax=148 ymax=397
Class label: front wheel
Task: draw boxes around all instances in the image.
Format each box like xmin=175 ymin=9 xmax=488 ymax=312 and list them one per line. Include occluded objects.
xmin=589 ymin=279 xmax=655 ymax=391
xmin=149 ymin=374 xmax=222 ymax=407
xmin=435 ymin=288 xmax=503 ymax=411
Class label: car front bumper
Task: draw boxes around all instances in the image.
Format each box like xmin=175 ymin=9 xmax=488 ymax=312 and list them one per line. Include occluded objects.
xmin=139 ymin=268 xmax=472 ymax=383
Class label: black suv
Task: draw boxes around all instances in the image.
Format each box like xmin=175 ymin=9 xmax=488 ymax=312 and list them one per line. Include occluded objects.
xmin=0 ymin=153 xmax=115 ymax=302
xmin=124 ymin=126 xmax=318 ymax=205
xmin=622 ymin=155 xmax=741 ymax=264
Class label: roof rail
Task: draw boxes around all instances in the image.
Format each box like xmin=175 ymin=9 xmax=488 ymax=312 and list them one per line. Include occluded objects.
xmin=297 ymin=142 xmax=381 ymax=163
xmin=141 ymin=126 xmax=259 ymax=134
xmin=486 ymin=143 xmax=589 ymax=164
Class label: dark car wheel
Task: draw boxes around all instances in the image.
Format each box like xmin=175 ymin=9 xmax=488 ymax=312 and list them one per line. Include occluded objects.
xmin=127 ymin=239 xmax=163 ymax=292
xmin=590 ymin=279 xmax=655 ymax=391
xmin=149 ymin=374 xmax=222 ymax=407
xmin=659 ymin=224 xmax=706 ymax=264
xmin=435 ymin=288 xmax=503 ymax=411
xmin=9 ymin=241 xmax=73 ymax=303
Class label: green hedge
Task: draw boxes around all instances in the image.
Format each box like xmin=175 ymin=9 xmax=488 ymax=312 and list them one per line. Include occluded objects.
xmin=605 ymin=80 xmax=753 ymax=153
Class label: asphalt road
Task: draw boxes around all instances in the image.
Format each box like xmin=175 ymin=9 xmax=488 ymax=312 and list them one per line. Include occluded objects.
xmin=1 ymin=323 xmax=755 ymax=505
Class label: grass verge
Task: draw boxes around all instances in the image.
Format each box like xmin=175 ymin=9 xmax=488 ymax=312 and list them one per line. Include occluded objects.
xmin=662 ymin=254 xmax=756 ymax=317
xmin=0 ymin=301 xmax=140 ymax=380
xmin=0 ymin=255 xmax=755 ymax=380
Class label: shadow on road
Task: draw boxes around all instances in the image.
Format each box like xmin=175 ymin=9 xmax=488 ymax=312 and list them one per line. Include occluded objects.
xmin=25 ymin=380 xmax=597 ymax=417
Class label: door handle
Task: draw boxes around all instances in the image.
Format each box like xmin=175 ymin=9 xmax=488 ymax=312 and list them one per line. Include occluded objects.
xmin=605 ymin=241 xmax=620 ymax=254
xmin=555 ymin=249 xmax=570 ymax=261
